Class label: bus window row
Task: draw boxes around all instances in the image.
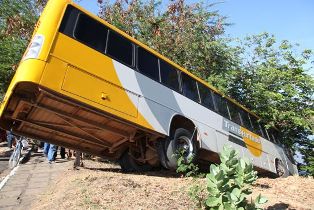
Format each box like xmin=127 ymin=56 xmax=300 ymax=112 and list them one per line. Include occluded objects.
xmin=59 ymin=5 xmax=281 ymax=145
xmin=60 ymin=6 xmax=181 ymax=91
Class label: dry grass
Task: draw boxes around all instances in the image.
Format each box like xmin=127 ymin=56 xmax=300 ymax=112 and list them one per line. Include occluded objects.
xmin=32 ymin=160 xmax=314 ymax=210
xmin=252 ymin=176 xmax=314 ymax=210
xmin=32 ymin=160 xmax=194 ymax=210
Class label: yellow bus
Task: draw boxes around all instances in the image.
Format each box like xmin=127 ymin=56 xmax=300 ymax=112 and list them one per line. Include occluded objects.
xmin=0 ymin=0 xmax=297 ymax=175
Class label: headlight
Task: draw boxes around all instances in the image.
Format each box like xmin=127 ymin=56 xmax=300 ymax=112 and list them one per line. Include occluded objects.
xmin=23 ymin=34 xmax=45 ymax=60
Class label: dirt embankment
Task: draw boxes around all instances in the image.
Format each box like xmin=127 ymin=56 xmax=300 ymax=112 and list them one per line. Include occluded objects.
xmin=32 ymin=160 xmax=314 ymax=210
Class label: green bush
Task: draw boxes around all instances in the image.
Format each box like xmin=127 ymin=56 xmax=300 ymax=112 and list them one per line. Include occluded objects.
xmin=189 ymin=146 xmax=267 ymax=210
xmin=176 ymin=149 xmax=200 ymax=177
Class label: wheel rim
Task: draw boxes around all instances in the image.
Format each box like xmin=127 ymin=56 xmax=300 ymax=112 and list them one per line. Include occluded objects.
xmin=176 ymin=136 xmax=193 ymax=160
xmin=276 ymin=161 xmax=285 ymax=177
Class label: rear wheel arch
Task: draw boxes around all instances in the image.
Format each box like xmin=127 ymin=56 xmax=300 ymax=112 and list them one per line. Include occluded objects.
xmin=168 ymin=114 xmax=198 ymax=140
xmin=159 ymin=114 xmax=200 ymax=170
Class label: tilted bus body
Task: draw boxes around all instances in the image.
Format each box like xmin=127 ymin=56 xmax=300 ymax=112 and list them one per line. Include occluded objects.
xmin=0 ymin=0 xmax=297 ymax=175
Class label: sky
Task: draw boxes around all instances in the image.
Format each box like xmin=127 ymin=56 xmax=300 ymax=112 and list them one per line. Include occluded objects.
xmin=78 ymin=0 xmax=314 ymax=74
xmin=216 ymin=0 xmax=313 ymax=49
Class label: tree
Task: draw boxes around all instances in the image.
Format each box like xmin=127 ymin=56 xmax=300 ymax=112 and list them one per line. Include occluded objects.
xmin=299 ymin=139 xmax=314 ymax=176
xmin=223 ymin=33 xmax=313 ymax=147
xmin=98 ymin=0 xmax=238 ymax=79
xmin=220 ymin=33 xmax=314 ymax=173
xmin=0 ymin=0 xmax=47 ymax=99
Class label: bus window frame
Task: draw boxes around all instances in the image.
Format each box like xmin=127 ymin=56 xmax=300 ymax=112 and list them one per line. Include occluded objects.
xmin=59 ymin=5 xmax=80 ymax=38
xmin=157 ymin=59 xmax=162 ymax=83
xmin=260 ymin=123 xmax=269 ymax=140
xmin=239 ymin=109 xmax=253 ymax=130
xmin=264 ymin=128 xmax=272 ymax=142
xmin=197 ymin=81 xmax=215 ymax=111
xmin=212 ymin=92 xmax=229 ymax=119
xmin=159 ymin=59 xmax=181 ymax=92
xmin=195 ymin=82 xmax=201 ymax=104
xmin=181 ymin=72 xmax=201 ymax=103
xmin=136 ymin=46 xmax=161 ymax=82
xmin=226 ymin=101 xmax=242 ymax=125
xmin=106 ymin=29 xmax=135 ymax=68
xmin=73 ymin=12 xmax=108 ymax=54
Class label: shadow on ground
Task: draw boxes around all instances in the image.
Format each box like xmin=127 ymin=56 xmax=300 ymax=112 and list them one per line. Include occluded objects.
xmin=82 ymin=163 xmax=180 ymax=178
xmin=267 ymin=202 xmax=291 ymax=210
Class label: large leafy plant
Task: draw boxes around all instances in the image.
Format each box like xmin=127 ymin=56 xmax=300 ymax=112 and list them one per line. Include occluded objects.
xmin=189 ymin=146 xmax=267 ymax=210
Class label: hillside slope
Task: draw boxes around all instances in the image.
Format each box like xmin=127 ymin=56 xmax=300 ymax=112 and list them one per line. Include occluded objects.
xmin=32 ymin=160 xmax=314 ymax=210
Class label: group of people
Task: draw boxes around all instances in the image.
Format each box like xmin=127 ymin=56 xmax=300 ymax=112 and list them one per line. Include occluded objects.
xmin=43 ymin=143 xmax=83 ymax=168
xmin=43 ymin=143 xmax=66 ymax=163
xmin=1 ymin=128 xmax=83 ymax=167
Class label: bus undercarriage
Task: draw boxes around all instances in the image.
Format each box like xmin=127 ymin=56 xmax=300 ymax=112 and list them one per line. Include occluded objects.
xmin=0 ymin=82 xmax=164 ymax=170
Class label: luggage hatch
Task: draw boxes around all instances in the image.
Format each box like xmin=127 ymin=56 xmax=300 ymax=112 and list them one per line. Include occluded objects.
xmin=62 ymin=65 xmax=139 ymax=118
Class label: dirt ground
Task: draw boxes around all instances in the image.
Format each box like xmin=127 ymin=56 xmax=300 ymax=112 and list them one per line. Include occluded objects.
xmin=0 ymin=142 xmax=12 ymax=181
xmin=31 ymin=160 xmax=314 ymax=210
xmin=0 ymin=142 xmax=11 ymax=158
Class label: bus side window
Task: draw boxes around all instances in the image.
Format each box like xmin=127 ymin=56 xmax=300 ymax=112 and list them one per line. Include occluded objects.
xmin=260 ymin=123 xmax=270 ymax=139
xmin=74 ymin=13 xmax=108 ymax=53
xmin=212 ymin=93 xmax=229 ymax=119
xmin=137 ymin=47 xmax=159 ymax=81
xmin=269 ymin=129 xmax=280 ymax=144
xmin=106 ymin=30 xmax=133 ymax=67
xmin=181 ymin=73 xmax=200 ymax=102
xmin=159 ymin=60 xmax=179 ymax=91
xmin=265 ymin=129 xmax=273 ymax=142
xmin=239 ymin=109 xmax=252 ymax=130
xmin=59 ymin=5 xmax=80 ymax=37
xmin=227 ymin=101 xmax=242 ymax=125
xmin=249 ymin=115 xmax=263 ymax=136
xmin=198 ymin=82 xmax=214 ymax=110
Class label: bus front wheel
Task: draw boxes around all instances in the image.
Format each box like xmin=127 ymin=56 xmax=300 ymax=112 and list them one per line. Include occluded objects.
xmin=159 ymin=128 xmax=196 ymax=170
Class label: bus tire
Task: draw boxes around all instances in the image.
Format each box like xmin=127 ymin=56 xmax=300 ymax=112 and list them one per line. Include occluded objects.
xmin=118 ymin=151 xmax=152 ymax=173
xmin=275 ymin=159 xmax=285 ymax=177
xmin=162 ymin=128 xmax=196 ymax=170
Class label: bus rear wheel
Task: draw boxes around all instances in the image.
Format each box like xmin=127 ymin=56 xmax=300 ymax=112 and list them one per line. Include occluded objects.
xmin=118 ymin=151 xmax=152 ymax=173
xmin=160 ymin=128 xmax=196 ymax=170
xmin=275 ymin=159 xmax=285 ymax=177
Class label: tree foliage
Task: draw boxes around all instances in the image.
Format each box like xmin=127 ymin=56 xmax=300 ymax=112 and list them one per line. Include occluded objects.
xmin=0 ymin=0 xmax=48 ymax=99
xmin=223 ymin=33 xmax=314 ymax=149
xmin=299 ymin=138 xmax=314 ymax=176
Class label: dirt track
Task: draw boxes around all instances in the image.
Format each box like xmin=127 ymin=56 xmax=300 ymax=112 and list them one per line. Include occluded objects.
xmin=32 ymin=160 xmax=314 ymax=210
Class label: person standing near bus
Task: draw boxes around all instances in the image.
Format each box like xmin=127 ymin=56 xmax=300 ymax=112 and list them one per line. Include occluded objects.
xmin=60 ymin=147 xmax=66 ymax=159
xmin=43 ymin=142 xmax=57 ymax=163
xmin=6 ymin=131 xmax=14 ymax=148
xmin=47 ymin=144 xmax=57 ymax=163
xmin=44 ymin=142 xmax=50 ymax=157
